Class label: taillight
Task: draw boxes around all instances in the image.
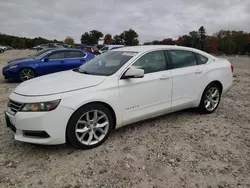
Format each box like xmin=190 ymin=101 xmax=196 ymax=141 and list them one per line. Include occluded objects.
xmin=91 ymin=48 xmax=94 ymax=53
xmin=231 ymin=64 xmax=234 ymax=72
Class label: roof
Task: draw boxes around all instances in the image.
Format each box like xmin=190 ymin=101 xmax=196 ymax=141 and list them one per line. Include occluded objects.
xmin=114 ymin=45 xmax=196 ymax=52
xmin=114 ymin=45 xmax=216 ymax=59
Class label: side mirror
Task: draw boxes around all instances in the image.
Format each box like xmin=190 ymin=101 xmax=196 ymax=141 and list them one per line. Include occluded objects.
xmin=122 ymin=67 xmax=144 ymax=79
xmin=43 ymin=57 xmax=49 ymax=62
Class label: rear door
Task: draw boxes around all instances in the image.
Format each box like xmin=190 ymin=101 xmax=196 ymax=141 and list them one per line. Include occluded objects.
xmin=168 ymin=50 xmax=207 ymax=110
xmin=61 ymin=51 xmax=87 ymax=71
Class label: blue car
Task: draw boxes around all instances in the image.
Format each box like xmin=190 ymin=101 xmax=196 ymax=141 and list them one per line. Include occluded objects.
xmin=2 ymin=48 xmax=95 ymax=82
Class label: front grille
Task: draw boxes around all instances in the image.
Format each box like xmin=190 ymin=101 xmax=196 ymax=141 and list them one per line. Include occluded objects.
xmin=7 ymin=100 xmax=23 ymax=115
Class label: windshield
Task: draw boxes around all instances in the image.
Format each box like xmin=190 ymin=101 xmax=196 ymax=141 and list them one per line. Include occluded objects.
xmin=34 ymin=50 xmax=53 ymax=60
xmin=78 ymin=51 xmax=137 ymax=76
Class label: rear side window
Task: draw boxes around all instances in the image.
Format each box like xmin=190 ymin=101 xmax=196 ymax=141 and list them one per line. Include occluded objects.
xmin=65 ymin=51 xmax=86 ymax=58
xmin=196 ymin=53 xmax=208 ymax=64
xmin=48 ymin=52 xmax=65 ymax=59
xmin=169 ymin=50 xmax=197 ymax=69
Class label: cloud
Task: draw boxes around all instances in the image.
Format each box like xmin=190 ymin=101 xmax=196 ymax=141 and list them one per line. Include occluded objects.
xmin=0 ymin=0 xmax=249 ymax=43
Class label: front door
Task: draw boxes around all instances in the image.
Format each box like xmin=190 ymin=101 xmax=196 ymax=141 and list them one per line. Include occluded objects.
xmin=39 ymin=51 xmax=65 ymax=75
xmin=119 ymin=50 xmax=173 ymax=125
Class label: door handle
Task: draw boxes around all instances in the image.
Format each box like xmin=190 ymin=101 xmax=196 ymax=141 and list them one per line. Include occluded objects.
xmin=195 ymin=69 xmax=203 ymax=74
xmin=160 ymin=75 xmax=171 ymax=80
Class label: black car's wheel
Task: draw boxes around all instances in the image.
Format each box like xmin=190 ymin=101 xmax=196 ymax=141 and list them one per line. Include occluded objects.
xmin=66 ymin=103 xmax=114 ymax=149
xmin=198 ymin=83 xmax=222 ymax=114
xmin=19 ymin=68 xmax=36 ymax=82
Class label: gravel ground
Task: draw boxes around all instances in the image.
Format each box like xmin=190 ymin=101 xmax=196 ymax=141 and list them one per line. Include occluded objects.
xmin=0 ymin=50 xmax=250 ymax=188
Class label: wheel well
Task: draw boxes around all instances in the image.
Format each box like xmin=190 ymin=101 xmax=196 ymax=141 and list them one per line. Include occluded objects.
xmin=209 ymin=81 xmax=223 ymax=93
xmin=75 ymin=102 xmax=117 ymax=129
xmin=20 ymin=67 xmax=36 ymax=74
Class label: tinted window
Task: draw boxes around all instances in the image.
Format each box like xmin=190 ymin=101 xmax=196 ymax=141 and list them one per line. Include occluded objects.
xmin=169 ymin=50 xmax=197 ymax=69
xmin=79 ymin=51 xmax=137 ymax=76
xmin=65 ymin=51 xmax=86 ymax=58
xmin=196 ymin=53 xmax=208 ymax=64
xmin=48 ymin=52 xmax=65 ymax=59
xmin=132 ymin=51 xmax=166 ymax=74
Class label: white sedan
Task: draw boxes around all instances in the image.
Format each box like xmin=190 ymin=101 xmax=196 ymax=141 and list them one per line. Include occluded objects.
xmin=5 ymin=45 xmax=233 ymax=149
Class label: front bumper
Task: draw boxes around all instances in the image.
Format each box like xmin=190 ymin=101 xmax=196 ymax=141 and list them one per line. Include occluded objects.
xmin=5 ymin=105 xmax=74 ymax=145
xmin=2 ymin=68 xmax=19 ymax=80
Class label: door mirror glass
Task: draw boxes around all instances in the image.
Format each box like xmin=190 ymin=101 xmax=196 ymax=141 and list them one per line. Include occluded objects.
xmin=123 ymin=67 xmax=144 ymax=79
xmin=43 ymin=57 xmax=49 ymax=62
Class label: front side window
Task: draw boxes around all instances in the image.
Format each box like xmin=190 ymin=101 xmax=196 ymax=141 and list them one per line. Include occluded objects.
xmin=132 ymin=51 xmax=167 ymax=74
xmin=169 ymin=50 xmax=197 ymax=69
xmin=65 ymin=51 xmax=86 ymax=58
xmin=78 ymin=51 xmax=137 ymax=76
xmin=48 ymin=52 xmax=65 ymax=59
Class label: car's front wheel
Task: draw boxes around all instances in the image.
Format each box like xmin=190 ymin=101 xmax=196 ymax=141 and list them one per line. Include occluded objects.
xmin=19 ymin=68 xmax=36 ymax=82
xmin=66 ymin=103 xmax=114 ymax=149
xmin=198 ymin=83 xmax=222 ymax=114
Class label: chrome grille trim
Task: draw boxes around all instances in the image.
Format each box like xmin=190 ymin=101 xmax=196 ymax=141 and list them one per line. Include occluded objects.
xmin=7 ymin=100 xmax=23 ymax=115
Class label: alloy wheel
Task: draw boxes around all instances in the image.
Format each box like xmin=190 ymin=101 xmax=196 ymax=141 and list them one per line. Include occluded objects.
xmin=204 ymin=87 xmax=220 ymax=111
xmin=75 ymin=110 xmax=109 ymax=146
xmin=20 ymin=69 xmax=35 ymax=81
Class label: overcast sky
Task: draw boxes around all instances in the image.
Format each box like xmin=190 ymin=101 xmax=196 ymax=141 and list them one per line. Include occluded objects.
xmin=0 ymin=0 xmax=250 ymax=43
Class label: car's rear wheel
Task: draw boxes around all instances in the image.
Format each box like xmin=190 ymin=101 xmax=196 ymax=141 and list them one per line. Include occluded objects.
xmin=198 ymin=83 xmax=221 ymax=114
xmin=19 ymin=68 xmax=36 ymax=82
xmin=66 ymin=103 xmax=114 ymax=149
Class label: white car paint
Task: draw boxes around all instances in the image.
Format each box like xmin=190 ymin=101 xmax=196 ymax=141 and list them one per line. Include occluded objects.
xmin=6 ymin=45 xmax=233 ymax=145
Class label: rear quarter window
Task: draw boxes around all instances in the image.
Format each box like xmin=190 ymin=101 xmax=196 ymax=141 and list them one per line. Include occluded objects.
xmin=196 ymin=53 xmax=208 ymax=64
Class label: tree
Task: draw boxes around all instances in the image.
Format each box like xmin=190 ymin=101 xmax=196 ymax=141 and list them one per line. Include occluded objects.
xmin=219 ymin=39 xmax=237 ymax=55
xmin=204 ymin=36 xmax=218 ymax=54
xmin=189 ymin=31 xmax=200 ymax=49
xmin=64 ymin=36 xmax=74 ymax=45
xmin=161 ymin=38 xmax=176 ymax=45
xmin=113 ymin=35 xmax=123 ymax=44
xmin=122 ymin=29 xmax=139 ymax=46
xmin=104 ymin=34 xmax=113 ymax=44
xmin=81 ymin=30 xmax=103 ymax=45
xmin=198 ymin=26 xmax=206 ymax=50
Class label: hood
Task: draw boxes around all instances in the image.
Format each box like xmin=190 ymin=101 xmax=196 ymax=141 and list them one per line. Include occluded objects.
xmin=14 ymin=70 xmax=106 ymax=96
xmin=8 ymin=56 xmax=31 ymax=64
xmin=7 ymin=58 xmax=36 ymax=66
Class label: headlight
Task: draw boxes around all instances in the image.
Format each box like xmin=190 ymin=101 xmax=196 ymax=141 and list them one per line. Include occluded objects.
xmin=21 ymin=99 xmax=61 ymax=112
xmin=9 ymin=65 xmax=18 ymax=69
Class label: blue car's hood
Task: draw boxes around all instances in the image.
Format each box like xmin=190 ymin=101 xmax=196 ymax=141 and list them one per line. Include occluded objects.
xmin=7 ymin=58 xmax=36 ymax=66
xmin=8 ymin=56 xmax=32 ymax=64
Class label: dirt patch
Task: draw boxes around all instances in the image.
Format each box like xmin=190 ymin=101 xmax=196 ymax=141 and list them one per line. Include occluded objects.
xmin=0 ymin=51 xmax=250 ymax=188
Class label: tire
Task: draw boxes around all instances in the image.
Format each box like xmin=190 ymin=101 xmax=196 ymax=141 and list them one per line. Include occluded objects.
xmin=198 ymin=83 xmax=222 ymax=114
xmin=19 ymin=68 xmax=36 ymax=82
xmin=66 ymin=103 xmax=114 ymax=149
